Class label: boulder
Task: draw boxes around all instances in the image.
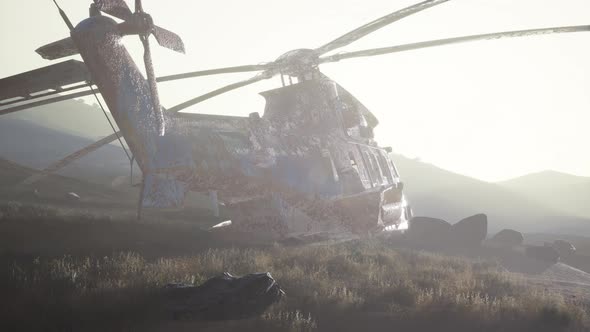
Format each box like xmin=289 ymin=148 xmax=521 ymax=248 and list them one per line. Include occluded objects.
xmin=525 ymin=246 xmax=560 ymax=264
xmin=491 ymin=229 xmax=524 ymax=247
xmin=165 ymin=272 xmax=284 ymax=320
xmin=553 ymin=240 xmax=576 ymax=258
xmin=407 ymin=217 xmax=452 ymax=247
xmin=450 ymin=214 xmax=488 ymax=248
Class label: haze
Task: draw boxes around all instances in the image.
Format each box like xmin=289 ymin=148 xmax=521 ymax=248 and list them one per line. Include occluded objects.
xmin=1 ymin=0 xmax=589 ymax=181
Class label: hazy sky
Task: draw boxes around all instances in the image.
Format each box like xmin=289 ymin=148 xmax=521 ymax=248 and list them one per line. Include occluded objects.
xmin=1 ymin=0 xmax=589 ymax=181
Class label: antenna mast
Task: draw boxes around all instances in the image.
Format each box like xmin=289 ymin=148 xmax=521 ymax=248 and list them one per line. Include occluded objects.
xmin=52 ymin=0 xmax=75 ymax=31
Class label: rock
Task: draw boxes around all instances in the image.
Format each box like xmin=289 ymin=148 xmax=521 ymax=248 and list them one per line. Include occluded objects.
xmin=553 ymin=240 xmax=576 ymax=258
xmin=525 ymin=245 xmax=560 ymax=264
xmin=450 ymin=214 xmax=487 ymax=248
xmin=407 ymin=217 xmax=452 ymax=247
xmin=165 ymin=272 xmax=284 ymax=320
xmin=491 ymin=229 xmax=524 ymax=247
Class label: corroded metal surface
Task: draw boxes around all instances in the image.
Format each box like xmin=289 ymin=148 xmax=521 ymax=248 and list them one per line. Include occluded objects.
xmin=148 ymin=78 xmax=411 ymax=237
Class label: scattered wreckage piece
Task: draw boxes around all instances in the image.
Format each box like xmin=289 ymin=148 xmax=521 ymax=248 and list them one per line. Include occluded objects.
xmin=65 ymin=192 xmax=81 ymax=202
xmin=553 ymin=240 xmax=576 ymax=258
xmin=164 ymin=272 xmax=284 ymax=321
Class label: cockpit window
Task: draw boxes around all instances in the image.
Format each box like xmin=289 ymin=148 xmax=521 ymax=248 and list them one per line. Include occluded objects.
xmin=364 ymin=151 xmax=383 ymax=186
xmin=377 ymin=154 xmax=393 ymax=184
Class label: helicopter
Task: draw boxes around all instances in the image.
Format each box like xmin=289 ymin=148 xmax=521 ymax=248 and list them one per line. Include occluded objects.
xmin=0 ymin=0 xmax=589 ymax=239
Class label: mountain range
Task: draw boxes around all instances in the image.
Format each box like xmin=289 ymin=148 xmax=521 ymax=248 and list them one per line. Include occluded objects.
xmin=499 ymin=171 xmax=590 ymax=220
xmin=3 ymin=99 xmax=116 ymax=140
xmin=0 ymin=100 xmax=129 ymax=184
xmin=391 ymin=155 xmax=590 ymax=234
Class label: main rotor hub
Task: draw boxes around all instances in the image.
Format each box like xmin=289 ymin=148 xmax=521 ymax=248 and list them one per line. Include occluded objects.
xmin=118 ymin=12 xmax=154 ymax=36
xmin=274 ymin=49 xmax=319 ymax=77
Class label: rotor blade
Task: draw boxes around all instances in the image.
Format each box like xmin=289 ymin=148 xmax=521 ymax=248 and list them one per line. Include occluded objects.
xmin=36 ymin=37 xmax=79 ymax=60
xmin=52 ymin=0 xmax=74 ymax=31
xmin=0 ymin=85 xmax=92 ymax=108
xmin=157 ymin=64 xmax=271 ymax=82
xmin=0 ymin=60 xmax=92 ymax=114
xmin=320 ymin=25 xmax=590 ymax=63
xmin=135 ymin=0 xmax=143 ymax=13
xmin=315 ymin=0 xmax=450 ymax=55
xmin=93 ymin=0 xmax=133 ymax=20
xmin=167 ymin=74 xmax=271 ymax=113
xmin=0 ymin=60 xmax=91 ymax=103
xmin=0 ymin=90 xmax=93 ymax=116
xmin=21 ymin=132 xmax=121 ymax=185
xmin=153 ymin=25 xmax=186 ymax=53
xmin=0 ymin=62 xmax=268 ymax=114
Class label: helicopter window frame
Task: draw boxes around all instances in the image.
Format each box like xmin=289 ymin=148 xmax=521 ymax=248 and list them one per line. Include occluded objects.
xmin=351 ymin=148 xmax=372 ymax=189
xmin=362 ymin=150 xmax=383 ymax=187
xmin=367 ymin=151 xmax=385 ymax=186
xmin=377 ymin=151 xmax=394 ymax=184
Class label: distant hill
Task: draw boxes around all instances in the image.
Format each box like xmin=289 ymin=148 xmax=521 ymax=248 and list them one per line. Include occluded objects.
xmin=3 ymin=99 xmax=116 ymax=140
xmin=0 ymin=156 xmax=136 ymax=208
xmin=0 ymin=117 xmax=129 ymax=184
xmin=501 ymin=170 xmax=590 ymax=188
xmin=391 ymin=154 xmax=590 ymax=234
xmin=499 ymin=171 xmax=590 ymax=219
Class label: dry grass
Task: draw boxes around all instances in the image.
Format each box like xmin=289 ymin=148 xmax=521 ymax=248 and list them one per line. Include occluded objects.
xmin=1 ymin=202 xmax=589 ymax=331
xmin=2 ymin=240 xmax=589 ymax=332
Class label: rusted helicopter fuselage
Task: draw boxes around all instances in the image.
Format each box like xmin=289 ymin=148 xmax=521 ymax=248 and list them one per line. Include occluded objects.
xmin=178 ymin=79 xmax=412 ymax=237
xmin=72 ymin=14 xmax=410 ymax=238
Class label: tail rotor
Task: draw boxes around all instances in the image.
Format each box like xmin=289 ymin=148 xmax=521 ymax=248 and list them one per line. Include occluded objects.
xmin=93 ymin=0 xmax=185 ymax=135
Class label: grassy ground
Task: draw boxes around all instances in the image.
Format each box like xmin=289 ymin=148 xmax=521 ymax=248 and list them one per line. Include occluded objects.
xmin=1 ymin=203 xmax=590 ymax=331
